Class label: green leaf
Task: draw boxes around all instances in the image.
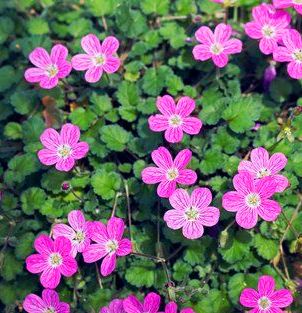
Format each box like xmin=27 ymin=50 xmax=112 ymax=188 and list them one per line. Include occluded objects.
xmin=100 ymin=125 xmax=131 ymax=151
xmin=0 ymin=252 xmax=23 ymax=281
xmin=10 ymin=91 xmax=36 ymax=115
xmin=4 ymin=122 xmax=23 ymax=140
xmin=0 ymin=66 xmax=17 ymax=92
xmin=0 ymin=17 xmax=14 ymax=44
xmin=125 ymin=260 xmax=155 ymax=287
xmin=195 ymin=289 xmax=231 ymax=313
xmin=27 ymin=18 xmax=49 ymax=35
xmin=68 ymin=18 xmax=92 ymax=37
xmin=200 ymin=148 xmax=226 ymax=175
xmin=254 ymin=234 xmax=279 ymax=260
xmin=212 ymin=127 xmax=240 ymax=154
xmin=86 ymin=0 xmax=119 ymax=16
xmin=91 ymin=93 xmax=112 ymax=114
xmin=141 ymin=0 xmax=169 ymax=15
xmin=70 ymin=107 xmax=97 ymax=131
xmin=21 ymin=187 xmax=47 ymax=215
xmin=142 ymin=66 xmax=171 ymax=96
xmin=116 ymin=81 xmax=140 ymax=107
xmin=15 ymin=232 xmax=35 ymax=259
xmin=159 ymin=22 xmax=186 ymax=48
xmin=91 ymin=169 xmax=121 ymax=200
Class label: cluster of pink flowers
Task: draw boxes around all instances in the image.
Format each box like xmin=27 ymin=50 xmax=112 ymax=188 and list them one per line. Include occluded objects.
xmin=222 ymin=147 xmax=288 ymax=229
xmin=245 ymin=3 xmax=302 ymax=79
xmin=25 ymin=34 xmax=120 ymax=89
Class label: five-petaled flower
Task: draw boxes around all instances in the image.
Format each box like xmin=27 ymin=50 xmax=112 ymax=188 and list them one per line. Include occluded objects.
xmin=71 ymin=34 xmax=120 ymax=83
xmin=238 ymin=147 xmax=288 ymax=192
xmin=148 ymin=95 xmax=202 ymax=143
xmin=222 ymin=172 xmax=281 ymax=229
xmin=83 ymin=217 xmax=132 ymax=276
xmin=24 ymin=44 xmax=72 ymax=89
xmin=100 ymin=299 xmax=126 ymax=313
xmin=123 ymin=292 xmax=160 ymax=313
xmin=26 ymin=235 xmax=78 ymax=289
xmin=273 ymin=0 xmax=302 ymax=15
xmin=240 ymin=275 xmax=293 ymax=312
xmin=37 ymin=123 xmax=89 ymax=172
xmin=192 ymin=23 xmax=242 ymax=68
xmin=273 ymin=29 xmax=302 ymax=79
xmin=141 ymin=147 xmax=197 ymax=198
xmin=53 ymin=210 xmax=92 ymax=258
xmin=245 ymin=4 xmax=291 ymax=55
xmin=23 ymin=289 xmax=70 ymax=313
xmin=164 ymin=188 xmax=220 ymax=239
xmin=161 ymin=302 xmax=195 ymax=313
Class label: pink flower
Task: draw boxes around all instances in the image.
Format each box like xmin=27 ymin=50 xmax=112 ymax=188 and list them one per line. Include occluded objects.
xmin=123 ymin=292 xmax=160 ymax=313
xmin=192 ymin=23 xmax=242 ymax=68
xmin=222 ymin=172 xmax=281 ymax=229
xmin=141 ymin=147 xmax=197 ymax=198
xmin=240 ymin=275 xmax=293 ymax=312
xmin=71 ymin=34 xmax=120 ymax=83
xmin=82 ymin=217 xmax=132 ymax=276
xmin=100 ymin=299 xmax=126 ymax=313
xmin=37 ymin=123 xmax=89 ymax=172
xmin=24 ymin=44 xmax=72 ymax=89
xmin=273 ymin=29 xmax=302 ymax=79
xmin=52 ymin=210 xmax=92 ymax=258
xmin=273 ymin=0 xmax=302 ymax=15
xmin=26 ymin=235 xmax=78 ymax=289
xmin=161 ymin=302 xmax=195 ymax=313
xmin=148 ymin=95 xmax=202 ymax=143
xmin=164 ymin=188 xmax=220 ymax=239
xmin=245 ymin=4 xmax=291 ymax=55
xmin=23 ymin=289 xmax=70 ymax=313
xmin=238 ymin=147 xmax=288 ymax=193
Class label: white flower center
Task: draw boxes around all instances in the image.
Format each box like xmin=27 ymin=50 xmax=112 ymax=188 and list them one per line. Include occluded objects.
xmin=256 ymin=168 xmax=271 ymax=178
xmin=57 ymin=144 xmax=72 ymax=158
xmin=168 ymin=115 xmax=183 ymax=127
xmin=49 ymin=253 xmax=62 ymax=268
xmin=93 ymin=54 xmax=106 ymax=66
xmin=293 ymin=0 xmax=302 ymax=4
xmin=74 ymin=231 xmax=85 ymax=244
xmin=44 ymin=307 xmax=56 ymax=313
xmin=245 ymin=193 xmax=261 ymax=208
xmin=210 ymin=43 xmax=224 ymax=55
xmin=46 ymin=64 xmax=59 ymax=78
xmin=106 ymin=239 xmax=119 ymax=253
xmin=258 ymin=296 xmax=271 ymax=310
xmin=166 ymin=168 xmax=179 ymax=181
xmin=292 ymin=49 xmax=302 ymax=62
xmin=185 ymin=207 xmax=199 ymax=222
xmin=262 ymin=25 xmax=275 ymax=38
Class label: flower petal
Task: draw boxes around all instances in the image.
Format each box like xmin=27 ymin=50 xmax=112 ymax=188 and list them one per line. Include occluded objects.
xmin=157 ymin=180 xmax=176 ymax=198
xmin=54 ymin=236 xmax=72 ymax=256
xmin=236 ymin=206 xmax=258 ymax=229
xmin=182 ymin=117 xmax=202 ymax=135
xmin=268 ymin=152 xmax=287 ymax=174
xmin=245 ymin=21 xmax=263 ymax=39
xmin=156 ymin=95 xmax=176 ymax=116
xmin=83 ymin=243 xmax=108 ymax=263
xmin=72 ymin=142 xmax=89 ymax=160
xmin=165 ymin=302 xmax=178 ymax=313
xmin=255 ymin=176 xmax=277 ymax=198
xmin=192 ymin=44 xmax=212 ymax=61
xmin=272 ymin=174 xmax=289 ymax=193
xmin=176 ymin=169 xmax=197 ymax=185
xmin=164 ymin=209 xmax=186 ymax=230
xmin=175 ymin=96 xmax=195 ymax=117
xmin=107 ymin=217 xmax=125 ymax=241
xmin=195 ymin=26 xmax=214 ymax=45
xmin=38 ymin=149 xmax=59 ymax=166
xmin=257 ymin=199 xmax=281 ymax=222
xmin=101 ymin=36 xmax=120 ymax=55
xmin=283 ymin=29 xmax=302 ymax=51
xmin=71 ymin=54 xmax=93 ymax=70
xmin=259 ymin=38 xmax=278 ymax=55
xmin=123 ymin=296 xmax=143 ymax=313
xmin=85 ymin=66 xmax=103 ymax=83
xmin=164 ymin=127 xmax=183 ymax=143
xmin=151 ymin=146 xmax=173 ymax=169
xmin=103 ymin=56 xmax=120 ymax=73
xmin=287 ymin=61 xmax=302 ymax=79
xmin=224 ymin=38 xmax=243 ymax=54
xmin=238 ymin=160 xmax=257 ymax=175
xmin=182 ymin=221 xmax=204 ymax=239
xmin=26 ymin=254 xmax=47 ymax=274
xmin=29 ymin=47 xmax=51 ymax=68
xmin=198 ymin=206 xmax=220 ymax=227
xmin=50 ymin=44 xmax=68 ymax=65
xmin=169 ymin=188 xmax=190 ymax=210
xmin=40 ymin=128 xmax=61 ymax=150
xmin=142 ymin=166 xmax=165 ymax=184
xmin=60 ymin=123 xmax=80 ymax=146
xmin=212 ymin=53 xmax=228 ymax=68
xmin=40 ymin=76 xmax=59 ymax=89
xmin=81 ymin=34 xmax=102 ymax=55
xmin=55 ymin=157 xmax=75 ymax=172
xmin=23 ymin=294 xmax=45 ymax=313
xmin=239 ymin=288 xmax=259 ymax=308
xmin=24 ymin=67 xmax=46 ymax=83
xmin=258 ymin=275 xmax=275 ymax=296
xmin=68 ymin=210 xmax=86 ymax=231
xmin=60 ymin=256 xmax=77 ymax=277
xmin=214 ymin=23 xmax=232 ymax=44
xmin=222 ymin=191 xmax=245 ymax=212
xmin=52 ymin=224 xmax=75 ymax=240
xmin=143 ymin=292 xmax=161 ymax=313
xmin=90 ymin=221 xmax=109 ymax=243
xmin=117 ymin=238 xmax=132 ymax=256
xmin=191 ymin=187 xmax=212 ymax=209
xmin=42 ymin=289 xmax=60 ymax=308
xmin=148 ymin=115 xmax=169 ymax=132
xmin=57 ymin=62 xmax=72 ymax=79
xmin=233 ymin=172 xmax=255 ymax=195
xmin=273 ymin=46 xmax=293 ymax=62
xmin=270 ymin=289 xmax=293 ymax=308
xmin=40 ymin=268 xmax=61 ymax=289
xmin=101 ymin=253 xmax=116 ymax=276
xmin=34 ymin=235 xmax=53 ymax=255
xmin=174 ymin=149 xmax=192 ymax=169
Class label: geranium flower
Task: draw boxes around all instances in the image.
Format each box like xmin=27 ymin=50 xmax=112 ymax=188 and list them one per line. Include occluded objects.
xmin=37 ymin=123 xmax=89 ymax=172
xmin=123 ymin=292 xmax=160 ymax=313
xmin=245 ymin=4 xmax=291 ymax=55
xmin=148 ymin=95 xmax=202 ymax=143
xmin=71 ymin=34 xmax=120 ymax=83
xmin=26 ymin=235 xmax=78 ymax=289
xmin=160 ymin=302 xmax=195 ymax=313
xmin=53 ymin=210 xmax=92 ymax=257
xmin=222 ymin=172 xmax=281 ymax=229
xmin=192 ymin=23 xmax=242 ymax=68
xmin=164 ymin=188 xmax=220 ymax=239
xmin=273 ymin=29 xmax=302 ymax=79
xmin=273 ymin=0 xmax=302 ymax=15
xmin=100 ymin=299 xmax=125 ymax=313
xmin=24 ymin=44 xmax=72 ymax=89
xmin=82 ymin=217 xmax=132 ymax=276
xmin=23 ymin=289 xmax=70 ymax=313
xmin=238 ymin=147 xmax=288 ymax=192
xmin=141 ymin=147 xmax=197 ymax=198
xmin=240 ymin=275 xmax=293 ymax=312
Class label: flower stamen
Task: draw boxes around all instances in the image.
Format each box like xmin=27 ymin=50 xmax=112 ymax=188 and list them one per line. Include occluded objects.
xmin=49 ymin=253 xmax=62 ymax=268
xmin=166 ymin=168 xmax=179 ymax=181
xmin=245 ymin=193 xmax=261 ymax=208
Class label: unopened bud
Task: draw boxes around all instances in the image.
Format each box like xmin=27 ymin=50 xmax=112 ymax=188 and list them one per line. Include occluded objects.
xmin=61 ymin=181 xmax=70 ymax=191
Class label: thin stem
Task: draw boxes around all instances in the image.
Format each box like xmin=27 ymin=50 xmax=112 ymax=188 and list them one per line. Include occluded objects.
xmin=166 ymin=246 xmax=184 ymax=262
xmin=131 ymin=251 xmax=165 ymax=263
xmin=159 ymin=15 xmax=188 ymax=22
xmin=70 ymin=188 xmax=83 ymax=203
xmin=101 ymin=16 xmax=108 ymax=31
xmin=111 ymin=192 xmax=122 ymax=218
xmin=124 ymin=180 xmax=133 ymax=242
xmin=95 ymin=263 xmax=103 ymax=289
xmin=281 ymin=211 xmax=299 ymax=238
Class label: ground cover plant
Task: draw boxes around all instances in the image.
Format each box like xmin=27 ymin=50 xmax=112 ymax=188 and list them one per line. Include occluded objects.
xmin=1 ymin=0 xmax=302 ymax=312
